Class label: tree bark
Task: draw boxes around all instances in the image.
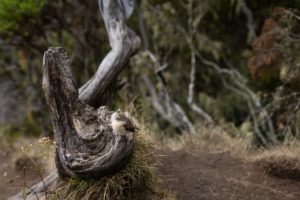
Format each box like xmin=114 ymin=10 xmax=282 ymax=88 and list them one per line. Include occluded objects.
xmin=9 ymin=0 xmax=140 ymax=199
xmin=79 ymin=0 xmax=140 ymax=107
xmin=43 ymin=47 xmax=134 ymax=179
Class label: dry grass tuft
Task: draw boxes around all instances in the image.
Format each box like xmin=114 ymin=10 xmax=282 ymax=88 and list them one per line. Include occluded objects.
xmin=258 ymin=155 xmax=300 ymax=181
xmin=254 ymin=142 xmax=300 ymax=181
xmin=50 ymin=127 xmax=175 ymax=200
xmin=159 ymin=123 xmax=249 ymax=154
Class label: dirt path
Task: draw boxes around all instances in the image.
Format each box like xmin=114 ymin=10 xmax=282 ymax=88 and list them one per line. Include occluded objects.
xmin=2 ymin=145 xmax=300 ymax=200
xmin=0 ymin=151 xmax=44 ymax=200
xmin=0 ymin=145 xmax=54 ymax=200
xmin=159 ymin=146 xmax=300 ymax=200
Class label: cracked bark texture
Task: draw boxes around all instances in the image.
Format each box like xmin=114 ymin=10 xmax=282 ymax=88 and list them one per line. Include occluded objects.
xmin=79 ymin=0 xmax=140 ymax=107
xmin=43 ymin=47 xmax=134 ymax=179
xmin=9 ymin=0 xmax=140 ymax=199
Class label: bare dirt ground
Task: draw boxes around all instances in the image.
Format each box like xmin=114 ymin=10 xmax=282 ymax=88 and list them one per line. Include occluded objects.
xmin=2 ymin=144 xmax=300 ymax=200
xmin=159 ymin=146 xmax=300 ymax=200
xmin=0 ymin=151 xmax=44 ymax=200
xmin=0 ymin=140 xmax=54 ymax=200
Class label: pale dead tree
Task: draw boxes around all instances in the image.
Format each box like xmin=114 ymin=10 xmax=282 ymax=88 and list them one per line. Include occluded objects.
xmin=9 ymin=0 xmax=140 ymax=199
xmin=143 ymin=76 xmax=195 ymax=133
xmin=79 ymin=0 xmax=140 ymax=107
xmin=135 ymin=0 xmax=195 ymax=133
xmin=185 ymin=0 xmax=214 ymax=123
xmin=174 ymin=0 xmax=238 ymax=137
xmin=141 ymin=50 xmax=195 ymax=133
xmin=176 ymin=7 xmax=277 ymax=146
xmin=194 ymin=50 xmax=278 ymax=146
xmin=238 ymin=0 xmax=257 ymax=43
xmin=141 ymin=50 xmax=196 ymax=134
xmin=140 ymin=50 xmax=195 ymax=133
xmin=187 ymin=48 xmax=214 ymax=124
xmin=143 ymin=0 xmax=214 ymax=125
xmin=144 ymin=0 xmax=278 ymax=145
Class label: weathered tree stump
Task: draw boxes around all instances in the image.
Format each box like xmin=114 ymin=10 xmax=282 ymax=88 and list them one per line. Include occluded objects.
xmin=9 ymin=0 xmax=140 ymax=199
xmin=43 ymin=47 xmax=134 ymax=179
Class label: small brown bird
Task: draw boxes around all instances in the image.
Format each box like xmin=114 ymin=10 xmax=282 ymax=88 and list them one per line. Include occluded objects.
xmin=111 ymin=109 xmax=138 ymax=135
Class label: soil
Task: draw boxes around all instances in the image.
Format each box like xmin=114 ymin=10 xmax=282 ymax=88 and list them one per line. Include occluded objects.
xmin=159 ymin=146 xmax=300 ymax=200
xmin=0 ymin=149 xmax=52 ymax=200
xmin=2 ymin=145 xmax=300 ymax=200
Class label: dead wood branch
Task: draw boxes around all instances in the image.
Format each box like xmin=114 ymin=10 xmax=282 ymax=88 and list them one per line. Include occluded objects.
xmin=238 ymin=0 xmax=257 ymax=43
xmin=195 ymin=52 xmax=278 ymax=146
xmin=135 ymin=1 xmax=195 ymax=134
xmin=9 ymin=0 xmax=140 ymax=199
xmin=143 ymin=76 xmax=195 ymax=133
xmin=79 ymin=0 xmax=140 ymax=107
xmin=185 ymin=2 xmax=214 ymax=123
xmin=43 ymin=47 xmax=134 ymax=179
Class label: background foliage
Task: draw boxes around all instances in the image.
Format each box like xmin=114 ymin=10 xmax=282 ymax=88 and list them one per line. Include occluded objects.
xmin=0 ymin=0 xmax=299 ymax=146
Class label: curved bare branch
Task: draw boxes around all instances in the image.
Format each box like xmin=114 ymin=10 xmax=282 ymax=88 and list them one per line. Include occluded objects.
xmin=9 ymin=0 xmax=140 ymax=199
xmin=79 ymin=0 xmax=140 ymax=107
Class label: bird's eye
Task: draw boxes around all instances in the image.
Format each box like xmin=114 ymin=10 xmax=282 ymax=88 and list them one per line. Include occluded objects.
xmin=116 ymin=117 xmax=121 ymax=121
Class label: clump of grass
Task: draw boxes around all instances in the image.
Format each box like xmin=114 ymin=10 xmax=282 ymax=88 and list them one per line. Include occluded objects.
xmin=254 ymin=142 xmax=300 ymax=181
xmin=160 ymin=123 xmax=249 ymax=153
xmin=50 ymin=127 xmax=175 ymax=200
xmin=258 ymin=155 xmax=300 ymax=181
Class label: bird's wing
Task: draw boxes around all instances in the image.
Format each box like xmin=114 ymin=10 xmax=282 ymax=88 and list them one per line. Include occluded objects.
xmin=123 ymin=117 xmax=136 ymax=132
xmin=124 ymin=123 xmax=135 ymax=132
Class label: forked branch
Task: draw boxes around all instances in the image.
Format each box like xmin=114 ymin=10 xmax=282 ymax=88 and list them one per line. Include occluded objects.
xmin=9 ymin=0 xmax=140 ymax=199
